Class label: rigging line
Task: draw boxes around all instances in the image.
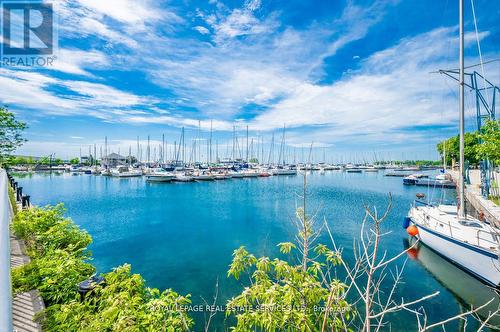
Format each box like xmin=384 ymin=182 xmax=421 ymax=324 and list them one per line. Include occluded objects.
xmin=470 ymin=0 xmax=490 ymax=104
xmin=429 ymin=58 xmax=500 ymax=74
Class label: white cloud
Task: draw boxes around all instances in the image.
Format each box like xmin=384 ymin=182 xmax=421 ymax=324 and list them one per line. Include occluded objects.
xmin=194 ymin=26 xmax=210 ymax=35
xmin=248 ymin=27 xmax=495 ymax=146
xmin=0 ymin=69 xmax=151 ymax=117
xmin=56 ymin=0 xmax=181 ymax=48
xmin=75 ymin=0 xmax=161 ymax=24
xmin=200 ymin=0 xmax=278 ymax=43
xmin=50 ymin=49 xmax=109 ymax=76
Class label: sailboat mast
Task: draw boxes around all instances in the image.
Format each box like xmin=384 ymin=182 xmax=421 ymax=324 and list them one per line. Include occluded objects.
xmin=209 ymin=120 xmax=213 ymax=165
xmin=458 ymin=0 xmax=466 ymax=218
xmin=246 ymin=125 xmax=249 ymax=163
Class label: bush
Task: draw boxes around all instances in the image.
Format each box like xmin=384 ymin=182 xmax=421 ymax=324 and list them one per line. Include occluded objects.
xmin=42 ymin=265 xmax=193 ymax=331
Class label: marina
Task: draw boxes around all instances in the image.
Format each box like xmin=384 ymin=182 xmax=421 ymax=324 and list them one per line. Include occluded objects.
xmin=11 ymin=169 xmax=497 ymax=330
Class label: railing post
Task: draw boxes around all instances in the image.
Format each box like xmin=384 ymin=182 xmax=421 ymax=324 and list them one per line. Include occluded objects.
xmin=16 ymin=187 xmax=22 ymax=202
xmin=0 ymin=169 xmax=13 ymax=331
xmin=21 ymin=195 xmax=30 ymax=209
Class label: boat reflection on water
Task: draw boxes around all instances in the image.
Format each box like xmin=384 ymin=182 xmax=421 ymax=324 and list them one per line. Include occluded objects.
xmin=404 ymin=238 xmax=500 ymax=328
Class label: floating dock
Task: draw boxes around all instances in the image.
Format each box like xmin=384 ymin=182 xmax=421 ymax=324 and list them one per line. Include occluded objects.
xmin=414 ymin=179 xmax=456 ymax=189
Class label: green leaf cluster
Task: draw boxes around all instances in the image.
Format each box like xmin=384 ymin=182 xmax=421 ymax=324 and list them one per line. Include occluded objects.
xmin=477 ymin=119 xmax=500 ymax=164
xmin=0 ymin=106 xmax=27 ymax=166
xmin=11 ymin=204 xmax=193 ymax=331
xmin=42 ymin=264 xmax=193 ymax=332
xmin=437 ymin=132 xmax=481 ymax=166
xmin=226 ymin=244 xmax=353 ymax=331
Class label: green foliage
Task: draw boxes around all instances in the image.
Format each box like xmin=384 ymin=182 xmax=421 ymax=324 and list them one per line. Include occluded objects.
xmin=0 ymin=106 xmax=27 ymax=166
xmin=11 ymin=204 xmax=193 ymax=331
xmin=11 ymin=205 xmax=94 ymax=305
xmin=13 ymin=250 xmax=95 ymax=304
xmin=70 ymin=157 xmax=80 ymax=165
xmin=9 ymin=156 xmax=35 ymax=165
xmin=437 ymin=132 xmax=480 ymax=166
xmin=226 ymin=240 xmax=352 ymax=331
xmin=12 ymin=205 xmax=92 ymax=257
xmin=42 ymin=264 xmax=193 ymax=332
xmin=477 ymin=119 xmax=500 ymax=164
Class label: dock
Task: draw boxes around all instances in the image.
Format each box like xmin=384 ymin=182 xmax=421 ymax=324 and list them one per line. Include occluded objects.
xmin=414 ymin=179 xmax=456 ymax=189
xmin=10 ymin=231 xmax=44 ymax=332
xmin=448 ymin=170 xmax=500 ymax=228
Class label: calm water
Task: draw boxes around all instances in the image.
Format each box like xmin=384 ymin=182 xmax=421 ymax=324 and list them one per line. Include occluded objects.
xmin=14 ymin=171 xmax=499 ymax=330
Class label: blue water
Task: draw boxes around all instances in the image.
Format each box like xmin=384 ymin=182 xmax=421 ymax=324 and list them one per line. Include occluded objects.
xmin=14 ymin=171 xmax=495 ymax=330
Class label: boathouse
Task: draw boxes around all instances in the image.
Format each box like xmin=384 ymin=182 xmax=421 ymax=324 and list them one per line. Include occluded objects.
xmin=103 ymin=153 xmax=128 ymax=167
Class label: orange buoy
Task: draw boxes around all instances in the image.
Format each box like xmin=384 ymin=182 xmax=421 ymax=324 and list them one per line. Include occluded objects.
xmin=407 ymin=225 xmax=419 ymax=237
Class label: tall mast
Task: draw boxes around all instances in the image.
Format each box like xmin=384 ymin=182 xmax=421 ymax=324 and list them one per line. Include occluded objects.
xmin=147 ymin=136 xmax=150 ymax=165
xmin=136 ymin=136 xmax=139 ymax=162
xmin=104 ymin=136 xmax=108 ymax=167
xmin=209 ymin=120 xmax=213 ymax=165
xmin=246 ymin=125 xmax=249 ymax=163
xmin=162 ymin=134 xmax=165 ymax=164
xmin=232 ymin=126 xmax=236 ymax=163
xmin=182 ymin=127 xmax=186 ymax=164
xmin=458 ymin=0 xmax=466 ymax=218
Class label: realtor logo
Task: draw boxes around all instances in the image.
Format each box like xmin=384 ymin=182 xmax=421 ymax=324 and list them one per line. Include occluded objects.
xmin=1 ymin=1 xmax=57 ymax=67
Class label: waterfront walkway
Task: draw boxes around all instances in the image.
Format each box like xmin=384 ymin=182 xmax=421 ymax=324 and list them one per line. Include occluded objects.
xmin=448 ymin=170 xmax=500 ymax=228
xmin=10 ymin=233 xmax=44 ymax=332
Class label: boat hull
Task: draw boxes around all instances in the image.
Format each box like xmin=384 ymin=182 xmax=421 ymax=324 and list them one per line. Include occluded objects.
xmin=146 ymin=175 xmax=175 ymax=182
xmin=412 ymin=221 xmax=500 ymax=287
xmin=111 ymin=173 xmax=142 ymax=178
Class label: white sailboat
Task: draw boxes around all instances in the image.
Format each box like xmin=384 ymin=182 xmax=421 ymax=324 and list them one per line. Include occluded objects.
xmin=407 ymin=0 xmax=500 ymax=287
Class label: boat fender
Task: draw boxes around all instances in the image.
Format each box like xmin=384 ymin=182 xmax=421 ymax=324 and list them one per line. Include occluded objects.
xmin=407 ymin=225 xmax=419 ymax=237
xmin=416 ymin=193 xmax=425 ymax=199
xmin=479 ymin=211 xmax=485 ymax=221
xmin=403 ymin=217 xmax=411 ymax=229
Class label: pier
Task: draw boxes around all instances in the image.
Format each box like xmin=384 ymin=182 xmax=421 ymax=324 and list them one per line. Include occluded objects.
xmin=1 ymin=170 xmax=44 ymax=332
xmin=448 ymin=170 xmax=500 ymax=228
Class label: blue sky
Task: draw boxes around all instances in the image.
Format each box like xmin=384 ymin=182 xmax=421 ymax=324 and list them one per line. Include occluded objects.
xmin=1 ymin=0 xmax=499 ymax=162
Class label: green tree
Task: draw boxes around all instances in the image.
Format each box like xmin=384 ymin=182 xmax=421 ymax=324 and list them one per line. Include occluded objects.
xmin=437 ymin=132 xmax=480 ymax=166
xmin=226 ymin=206 xmax=352 ymax=331
xmin=476 ymin=119 xmax=500 ymax=165
xmin=38 ymin=156 xmax=50 ymax=165
xmin=69 ymin=157 xmax=80 ymax=165
xmin=0 ymin=106 xmax=27 ymax=166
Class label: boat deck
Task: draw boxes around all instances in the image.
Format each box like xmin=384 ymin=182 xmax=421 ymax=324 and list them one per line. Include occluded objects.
xmin=10 ymin=234 xmax=44 ymax=332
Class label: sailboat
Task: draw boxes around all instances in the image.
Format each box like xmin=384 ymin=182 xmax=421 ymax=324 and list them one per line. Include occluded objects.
xmin=406 ymin=0 xmax=500 ymax=287
xmin=270 ymin=125 xmax=297 ymax=176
